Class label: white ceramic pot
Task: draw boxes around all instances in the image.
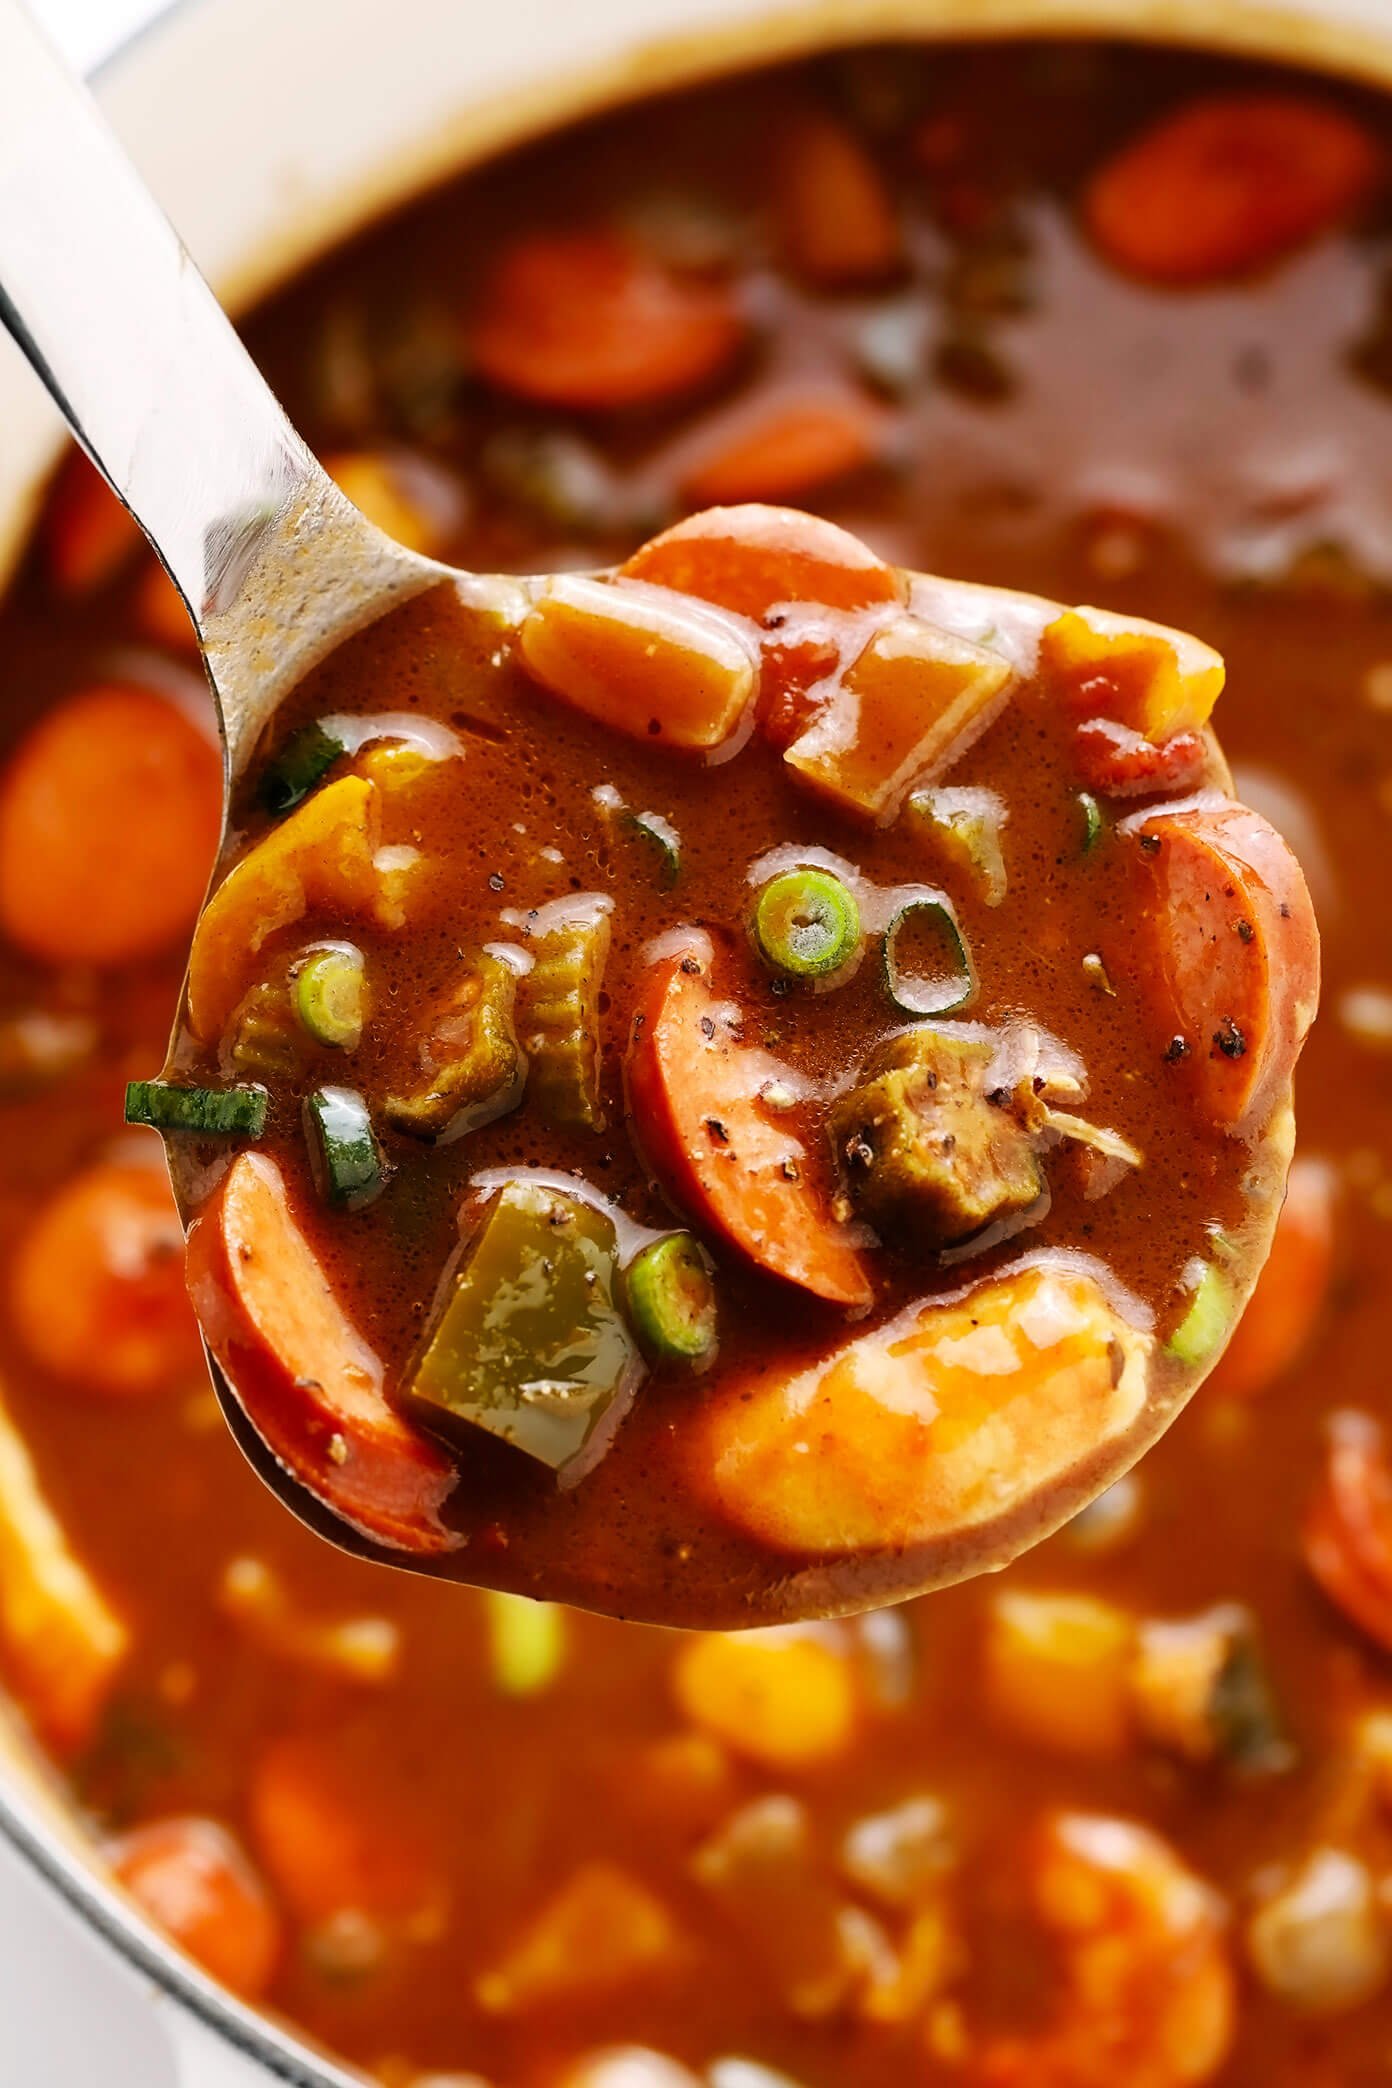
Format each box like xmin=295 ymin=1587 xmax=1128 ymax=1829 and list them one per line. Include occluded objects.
xmin=2 ymin=0 xmax=1391 ymax=2080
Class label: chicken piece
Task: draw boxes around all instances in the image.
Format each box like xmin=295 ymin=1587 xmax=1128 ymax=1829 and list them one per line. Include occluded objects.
xmin=830 ymin=1027 xmax=1042 ymax=1246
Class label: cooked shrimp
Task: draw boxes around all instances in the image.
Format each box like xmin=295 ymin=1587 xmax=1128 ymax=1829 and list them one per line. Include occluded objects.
xmin=700 ymin=1261 xmax=1150 ymax=1556
xmin=978 ymin=1812 xmax=1234 ymax=2088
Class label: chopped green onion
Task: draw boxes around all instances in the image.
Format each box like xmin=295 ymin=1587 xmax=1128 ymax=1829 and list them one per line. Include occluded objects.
xmin=1078 ymin=792 xmax=1105 ymax=855
xmin=125 ymin=1080 xmax=267 ymax=1137
xmin=259 ymin=722 xmax=345 ymax=816
xmin=303 ymin=1086 xmax=385 ymax=1209
xmin=754 ymin=869 xmax=861 ymax=981
xmin=626 ymin=810 xmax=682 ymax=889
xmin=625 ymin=1234 xmax=717 ymax=1364
xmin=1166 ymin=1260 xmax=1233 ymax=1366
xmin=295 ymin=947 xmax=366 ymax=1050
xmin=484 ymin=1590 xmax=567 ymax=1697
xmin=883 ymin=898 xmax=976 ymax=1017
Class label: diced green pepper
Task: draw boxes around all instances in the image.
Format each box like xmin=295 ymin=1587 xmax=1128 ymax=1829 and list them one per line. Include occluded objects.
xmin=1167 ymin=1259 xmax=1233 ymax=1366
xmin=125 ymin=1080 xmax=267 ymax=1137
xmin=258 ymin=721 xmax=346 ymax=816
xmin=295 ymin=946 xmax=367 ymax=1051
xmin=303 ymin=1086 xmax=385 ymax=1209
xmin=386 ymin=952 xmax=522 ymax=1142
xmin=405 ymin=1181 xmax=642 ymax=1473
xmin=516 ymin=902 xmax=611 ymax=1132
xmin=625 ymin=1233 xmax=717 ymax=1364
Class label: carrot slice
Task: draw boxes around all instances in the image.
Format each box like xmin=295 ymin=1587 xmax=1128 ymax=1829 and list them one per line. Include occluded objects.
xmin=471 ymin=231 xmax=744 ymax=409
xmin=517 ymin=575 xmax=758 ymax=752
xmin=248 ymin=1733 xmax=440 ymax=1925
xmin=627 ymin=939 xmax=871 ymax=1308
xmin=1085 ymin=93 xmax=1383 ymax=285
xmin=1125 ymin=800 xmax=1320 ymax=1133
xmin=623 ymin=503 xmax=902 ymax=622
xmin=776 ymin=113 xmax=902 ymax=284
xmin=679 ymin=390 xmax=887 ymax=507
xmin=1210 ymin=1155 xmax=1336 ymax=1399
xmin=0 ymin=1389 xmax=127 ymax=1754
xmin=186 ymin=1152 xmax=459 ymax=1554
xmin=1304 ymin=1410 xmax=1392 ymax=1654
xmin=11 ymin=1160 xmax=203 ymax=1398
xmin=42 ymin=458 xmax=142 ymax=595
xmin=110 ymin=1818 xmax=282 ymax=1999
xmin=0 ymin=683 xmax=221 ymax=967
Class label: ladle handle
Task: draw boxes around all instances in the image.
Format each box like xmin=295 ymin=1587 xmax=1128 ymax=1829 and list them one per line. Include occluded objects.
xmin=0 ymin=0 xmax=317 ymax=624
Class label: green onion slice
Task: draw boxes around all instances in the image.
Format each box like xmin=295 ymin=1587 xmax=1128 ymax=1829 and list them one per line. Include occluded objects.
xmin=304 ymin=1086 xmax=385 ymax=1210
xmin=125 ymin=1080 xmax=267 ymax=1137
xmin=626 ymin=810 xmax=682 ymax=889
xmin=1166 ymin=1260 xmax=1233 ymax=1366
xmin=259 ymin=722 xmax=345 ymax=816
xmin=295 ymin=946 xmax=367 ymax=1050
xmin=883 ymin=897 xmax=976 ymax=1017
xmin=625 ymin=1233 xmax=718 ymax=1364
xmin=1078 ymin=792 xmax=1106 ymax=855
xmin=754 ymin=868 xmax=862 ymax=981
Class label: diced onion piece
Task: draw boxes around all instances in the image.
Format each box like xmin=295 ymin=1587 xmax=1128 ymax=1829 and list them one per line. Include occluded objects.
xmin=556 ymin=2052 xmax=702 ymax=2088
xmin=785 ymin=614 xmax=1010 ymax=822
xmin=1040 ymin=1108 xmax=1143 ymax=1171
xmin=1247 ymin=1849 xmax=1390 ymax=2014
xmin=519 ymin=574 xmax=758 ymax=751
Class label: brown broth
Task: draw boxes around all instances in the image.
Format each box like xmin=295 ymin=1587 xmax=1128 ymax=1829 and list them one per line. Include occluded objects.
xmin=0 ymin=35 xmax=1388 ymax=2086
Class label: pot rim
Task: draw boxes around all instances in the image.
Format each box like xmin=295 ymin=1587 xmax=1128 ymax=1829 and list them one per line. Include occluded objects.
xmin=1 ymin=0 xmax=1389 ymax=2079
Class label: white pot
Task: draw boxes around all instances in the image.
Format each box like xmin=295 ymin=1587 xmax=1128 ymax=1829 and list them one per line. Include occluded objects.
xmin=0 ymin=0 xmax=1389 ymax=2080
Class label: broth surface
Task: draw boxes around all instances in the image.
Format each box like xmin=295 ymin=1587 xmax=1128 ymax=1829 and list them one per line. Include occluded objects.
xmin=0 ymin=36 xmax=1387 ymax=2086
